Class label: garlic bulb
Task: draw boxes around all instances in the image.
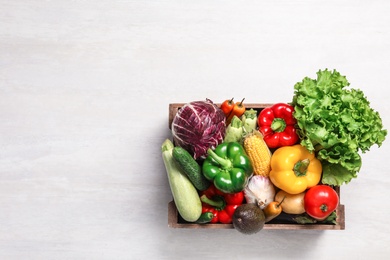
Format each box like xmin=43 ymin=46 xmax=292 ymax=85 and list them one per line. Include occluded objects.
xmin=244 ymin=175 xmax=275 ymax=209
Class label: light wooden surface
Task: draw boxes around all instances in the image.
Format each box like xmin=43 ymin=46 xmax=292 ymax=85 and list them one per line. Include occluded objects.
xmin=1 ymin=1 xmax=390 ymax=259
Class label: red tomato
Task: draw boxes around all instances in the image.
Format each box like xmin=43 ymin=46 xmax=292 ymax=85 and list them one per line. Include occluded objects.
xmin=304 ymin=185 xmax=339 ymax=220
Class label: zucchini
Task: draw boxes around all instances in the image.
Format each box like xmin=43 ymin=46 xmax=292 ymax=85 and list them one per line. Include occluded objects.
xmin=172 ymin=146 xmax=211 ymax=191
xmin=161 ymin=139 xmax=202 ymax=222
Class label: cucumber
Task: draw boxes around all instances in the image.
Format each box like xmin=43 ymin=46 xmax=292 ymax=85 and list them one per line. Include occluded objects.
xmin=172 ymin=146 xmax=211 ymax=191
xmin=161 ymin=139 xmax=202 ymax=222
xmin=195 ymin=212 xmax=214 ymax=224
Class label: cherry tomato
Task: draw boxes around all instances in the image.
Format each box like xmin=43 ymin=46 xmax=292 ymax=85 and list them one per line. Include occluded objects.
xmin=263 ymin=199 xmax=284 ymax=222
xmin=304 ymin=185 xmax=339 ymax=220
xmin=226 ymin=98 xmax=246 ymax=124
xmin=221 ymin=98 xmax=235 ymax=116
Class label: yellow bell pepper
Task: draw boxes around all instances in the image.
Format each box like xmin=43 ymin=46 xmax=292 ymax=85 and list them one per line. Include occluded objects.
xmin=269 ymin=144 xmax=322 ymax=194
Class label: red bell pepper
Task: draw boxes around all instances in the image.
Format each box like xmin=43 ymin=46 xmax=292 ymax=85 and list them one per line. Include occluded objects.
xmin=258 ymin=103 xmax=299 ymax=149
xmin=200 ymin=184 xmax=244 ymax=224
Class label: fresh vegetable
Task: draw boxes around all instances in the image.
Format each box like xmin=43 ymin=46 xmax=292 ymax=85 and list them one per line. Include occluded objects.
xmin=224 ymin=115 xmax=244 ymax=143
xmin=304 ymin=185 xmax=339 ymax=220
xmin=263 ymin=198 xmax=284 ymax=222
xmin=226 ymin=98 xmax=246 ymax=124
xmin=293 ymin=211 xmax=337 ymax=225
xmin=202 ymin=142 xmax=253 ymax=194
xmin=200 ymin=184 xmax=244 ymax=224
xmin=171 ymin=99 xmax=226 ymax=160
xmin=258 ymin=103 xmax=299 ymax=149
xmin=161 ymin=139 xmax=202 ymax=222
xmin=292 ymin=69 xmax=387 ymax=185
xmin=242 ymin=108 xmax=258 ymax=133
xmin=275 ymin=190 xmax=306 ymax=214
xmin=243 ymin=130 xmax=272 ymax=176
xmin=221 ymin=98 xmax=235 ymax=117
xmin=269 ymin=144 xmax=322 ymax=194
xmin=172 ymin=146 xmax=210 ymax=191
xmin=195 ymin=212 xmax=214 ymax=224
xmin=244 ymin=175 xmax=275 ymax=209
xmin=232 ymin=203 xmax=265 ymax=234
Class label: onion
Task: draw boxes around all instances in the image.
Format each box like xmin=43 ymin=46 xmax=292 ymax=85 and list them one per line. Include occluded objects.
xmin=244 ymin=175 xmax=275 ymax=209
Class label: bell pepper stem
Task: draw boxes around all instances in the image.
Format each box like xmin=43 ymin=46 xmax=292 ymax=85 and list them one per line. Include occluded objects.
xmin=293 ymin=158 xmax=310 ymax=177
xmin=200 ymin=194 xmax=226 ymax=210
xmin=207 ymin=149 xmax=232 ymax=169
xmin=271 ymin=118 xmax=287 ymax=132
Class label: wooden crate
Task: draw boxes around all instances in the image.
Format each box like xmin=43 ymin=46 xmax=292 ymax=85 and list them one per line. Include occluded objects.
xmin=167 ymin=103 xmax=346 ymax=230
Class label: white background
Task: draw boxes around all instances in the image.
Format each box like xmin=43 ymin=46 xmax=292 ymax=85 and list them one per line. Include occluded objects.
xmin=1 ymin=0 xmax=390 ymax=259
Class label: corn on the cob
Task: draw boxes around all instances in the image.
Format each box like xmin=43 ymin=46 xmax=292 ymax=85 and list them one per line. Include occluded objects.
xmin=243 ymin=131 xmax=272 ymax=176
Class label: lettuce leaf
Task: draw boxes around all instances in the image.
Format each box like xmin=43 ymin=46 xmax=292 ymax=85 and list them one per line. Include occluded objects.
xmin=292 ymin=69 xmax=387 ymax=185
xmin=293 ymin=211 xmax=338 ymax=225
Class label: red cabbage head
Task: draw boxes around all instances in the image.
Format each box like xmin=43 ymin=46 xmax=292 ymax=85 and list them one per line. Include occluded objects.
xmin=171 ymin=99 xmax=226 ymax=159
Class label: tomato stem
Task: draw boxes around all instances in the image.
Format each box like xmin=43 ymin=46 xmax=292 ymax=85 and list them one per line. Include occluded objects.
xmin=320 ymin=204 xmax=328 ymax=212
xmin=277 ymin=196 xmax=286 ymax=208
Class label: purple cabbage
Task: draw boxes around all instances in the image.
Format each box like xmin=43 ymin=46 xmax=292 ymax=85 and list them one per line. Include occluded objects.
xmin=171 ymin=99 xmax=226 ymax=159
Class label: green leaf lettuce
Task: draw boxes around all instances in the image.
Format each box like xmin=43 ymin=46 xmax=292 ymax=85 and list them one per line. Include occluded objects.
xmin=292 ymin=69 xmax=387 ymax=186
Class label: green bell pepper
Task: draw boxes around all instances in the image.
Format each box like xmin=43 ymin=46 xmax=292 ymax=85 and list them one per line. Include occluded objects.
xmin=202 ymin=142 xmax=253 ymax=194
